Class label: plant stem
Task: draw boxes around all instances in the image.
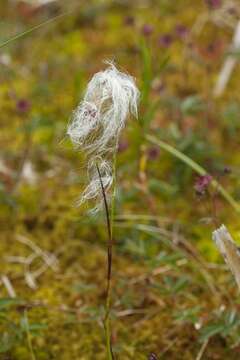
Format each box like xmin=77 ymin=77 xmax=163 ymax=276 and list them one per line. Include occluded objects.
xmin=24 ymin=310 xmax=36 ymax=360
xmin=146 ymin=134 xmax=240 ymax=214
xmin=96 ymin=159 xmax=116 ymax=360
xmin=0 ymin=12 xmax=69 ymax=49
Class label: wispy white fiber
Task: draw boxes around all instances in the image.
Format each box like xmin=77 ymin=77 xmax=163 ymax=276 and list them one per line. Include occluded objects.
xmin=78 ymin=158 xmax=113 ymax=206
xmin=213 ymin=224 xmax=240 ymax=290
xmin=67 ymin=62 xmax=139 ymax=207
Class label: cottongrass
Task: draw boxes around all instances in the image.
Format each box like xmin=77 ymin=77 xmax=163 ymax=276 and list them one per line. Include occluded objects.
xmin=67 ymin=62 xmax=139 ymax=359
xmin=67 ymin=62 xmax=139 ymax=209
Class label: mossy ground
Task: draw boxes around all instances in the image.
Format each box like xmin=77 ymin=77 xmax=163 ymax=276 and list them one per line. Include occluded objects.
xmin=1 ymin=0 xmax=240 ymax=359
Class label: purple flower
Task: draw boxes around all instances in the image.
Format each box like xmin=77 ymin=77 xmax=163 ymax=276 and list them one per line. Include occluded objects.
xmin=124 ymin=16 xmax=135 ymax=27
xmin=147 ymin=147 xmax=160 ymax=160
xmin=16 ymin=99 xmax=30 ymax=113
xmin=141 ymin=24 xmax=154 ymax=37
xmin=175 ymin=24 xmax=188 ymax=39
xmin=118 ymin=140 xmax=129 ymax=153
xmin=194 ymin=174 xmax=212 ymax=195
xmin=205 ymin=0 xmax=221 ymax=9
xmin=223 ymin=166 xmax=231 ymax=175
xmin=158 ymin=33 xmax=173 ymax=48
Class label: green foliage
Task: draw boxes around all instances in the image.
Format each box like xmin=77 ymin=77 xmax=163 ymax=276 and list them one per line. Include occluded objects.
xmin=180 ymin=95 xmax=205 ymax=116
xmin=174 ymin=306 xmax=202 ymax=325
xmin=200 ymin=309 xmax=240 ymax=344
xmin=0 ymin=299 xmax=47 ymax=355
xmin=1 ymin=0 xmax=240 ymax=358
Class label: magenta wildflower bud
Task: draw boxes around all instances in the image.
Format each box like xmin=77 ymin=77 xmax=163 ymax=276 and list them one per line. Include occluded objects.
xmin=223 ymin=166 xmax=231 ymax=175
xmin=205 ymin=0 xmax=222 ymax=9
xmin=147 ymin=146 xmax=160 ymax=160
xmin=194 ymin=174 xmax=212 ymax=195
xmin=175 ymin=24 xmax=188 ymax=39
xmin=16 ymin=99 xmax=30 ymax=113
xmin=158 ymin=33 xmax=173 ymax=48
xmin=141 ymin=24 xmax=154 ymax=37
xmin=118 ymin=140 xmax=129 ymax=153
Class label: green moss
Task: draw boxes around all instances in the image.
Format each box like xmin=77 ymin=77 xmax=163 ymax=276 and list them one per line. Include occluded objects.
xmin=1 ymin=0 xmax=240 ymax=358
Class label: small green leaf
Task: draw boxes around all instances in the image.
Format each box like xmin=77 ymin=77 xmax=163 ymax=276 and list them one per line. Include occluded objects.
xmin=181 ymin=95 xmax=204 ymax=115
xmin=0 ymin=298 xmax=24 ymax=310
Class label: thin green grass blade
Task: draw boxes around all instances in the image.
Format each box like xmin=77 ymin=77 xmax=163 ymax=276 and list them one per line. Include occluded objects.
xmin=0 ymin=12 xmax=68 ymax=49
xmin=146 ymin=134 xmax=240 ymax=213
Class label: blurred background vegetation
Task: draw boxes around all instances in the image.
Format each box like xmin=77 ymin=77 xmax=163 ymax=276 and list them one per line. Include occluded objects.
xmin=1 ymin=0 xmax=240 ymax=359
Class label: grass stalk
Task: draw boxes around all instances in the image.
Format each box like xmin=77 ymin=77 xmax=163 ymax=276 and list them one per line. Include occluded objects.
xmin=24 ymin=310 xmax=36 ymax=360
xmin=0 ymin=12 xmax=69 ymax=49
xmin=96 ymin=159 xmax=116 ymax=360
xmin=146 ymin=134 xmax=240 ymax=213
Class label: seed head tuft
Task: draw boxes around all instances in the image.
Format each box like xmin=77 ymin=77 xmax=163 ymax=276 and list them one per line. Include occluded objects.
xmin=67 ymin=62 xmax=139 ymax=208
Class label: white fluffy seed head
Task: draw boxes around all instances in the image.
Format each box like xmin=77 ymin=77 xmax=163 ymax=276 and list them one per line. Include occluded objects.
xmin=67 ymin=62 xmax=139 ymax=154
xmin=67 ymin=62 xmax=139 ymax=208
